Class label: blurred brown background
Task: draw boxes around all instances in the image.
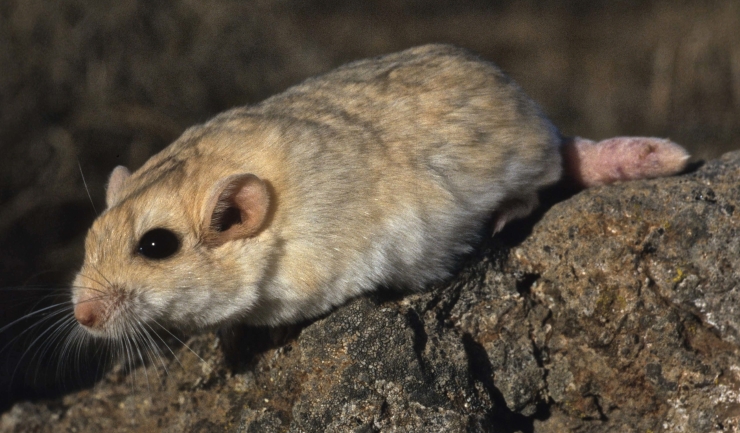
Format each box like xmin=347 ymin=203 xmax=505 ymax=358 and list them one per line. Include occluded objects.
xmin=0 ymin=0 xmax=738 ymax=409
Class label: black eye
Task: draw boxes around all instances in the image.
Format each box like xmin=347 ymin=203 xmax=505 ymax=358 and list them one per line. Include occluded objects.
xmin=137 ymin=228 xmax=180 ymax=260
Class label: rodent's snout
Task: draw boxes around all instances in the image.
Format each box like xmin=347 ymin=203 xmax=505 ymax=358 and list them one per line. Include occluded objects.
xmin=74 ymin=295 xmax=104 ymax=328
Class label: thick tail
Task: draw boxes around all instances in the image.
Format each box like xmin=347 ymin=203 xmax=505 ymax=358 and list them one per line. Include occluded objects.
xmin=562 ymin=136 xmax=690 ymax=188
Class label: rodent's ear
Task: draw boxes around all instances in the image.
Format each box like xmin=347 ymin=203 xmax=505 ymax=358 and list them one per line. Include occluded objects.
xmin=203 ymin=174 xmax=270 ymax=246
xmin=106 ymin=166 xmax=131 ymax=208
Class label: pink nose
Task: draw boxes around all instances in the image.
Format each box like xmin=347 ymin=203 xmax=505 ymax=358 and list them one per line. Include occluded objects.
xmin=74 ymin=299 xmax=102 ymax=328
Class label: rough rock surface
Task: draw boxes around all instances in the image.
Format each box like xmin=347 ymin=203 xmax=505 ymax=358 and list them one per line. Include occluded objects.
xmin=2 ymin=151 xmax=739 ymax=432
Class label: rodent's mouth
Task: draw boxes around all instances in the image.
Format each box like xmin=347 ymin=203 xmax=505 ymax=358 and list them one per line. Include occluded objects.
xmin=73 ymin=283 xmax=137 ymax=340
xmin=77 ymin=320 xmax=112 ymax=339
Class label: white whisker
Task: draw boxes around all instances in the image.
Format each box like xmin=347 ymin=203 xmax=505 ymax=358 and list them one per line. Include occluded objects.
xmin=141 ymin=319 xmax=182 ymax=371
xmin=0 ymin=301 xmax=72 ymax=335
xmin=151 ymin=318 xmax=206 ymax=364
xmin=78 ymin=159 xmax=98 ymax=215
xmin=135 ymin=316 xmax=169 ymax=376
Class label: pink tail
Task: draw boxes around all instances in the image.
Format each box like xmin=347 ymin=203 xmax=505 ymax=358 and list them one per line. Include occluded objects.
xmin=562 ymin=136 xmax=690 ymax=187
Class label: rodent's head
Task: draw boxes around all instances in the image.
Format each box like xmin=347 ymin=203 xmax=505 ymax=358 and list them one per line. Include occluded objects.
xmin=72 ymin=164 xmax=274 ymax=340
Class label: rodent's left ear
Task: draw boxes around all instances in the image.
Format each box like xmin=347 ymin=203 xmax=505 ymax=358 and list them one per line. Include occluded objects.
xmin=202 ymin=174 xmax=271 ymax=246
xmin=106 ymin=166 xmax=131 ymax=208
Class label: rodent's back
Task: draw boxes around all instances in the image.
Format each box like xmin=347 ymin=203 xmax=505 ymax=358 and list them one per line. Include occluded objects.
xmin=259 ymin=44 xmax=560 ymax=186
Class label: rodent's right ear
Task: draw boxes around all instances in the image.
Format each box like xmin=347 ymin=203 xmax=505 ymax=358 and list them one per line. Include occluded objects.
xmin=106 ymin=166 xmax=131 ymax=208
xmin=202 ymin=174 xmax=271 ymax=247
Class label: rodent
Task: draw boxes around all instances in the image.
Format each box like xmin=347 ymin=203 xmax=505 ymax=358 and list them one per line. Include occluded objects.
xmin=71 ymin=44 xmax=689 ymax=338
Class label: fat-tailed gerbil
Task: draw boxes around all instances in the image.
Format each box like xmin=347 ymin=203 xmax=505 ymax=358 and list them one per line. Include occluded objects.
xmin=71 ymin=44 xmax=689 ymax=339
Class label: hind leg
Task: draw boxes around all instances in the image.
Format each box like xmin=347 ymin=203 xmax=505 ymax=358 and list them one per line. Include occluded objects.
xmin=492 ymin=193 xmax=539 ymax=233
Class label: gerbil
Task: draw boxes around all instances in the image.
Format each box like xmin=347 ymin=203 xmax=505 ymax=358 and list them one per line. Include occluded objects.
xmin=71 ymin=44 xmax=689 ymax=339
